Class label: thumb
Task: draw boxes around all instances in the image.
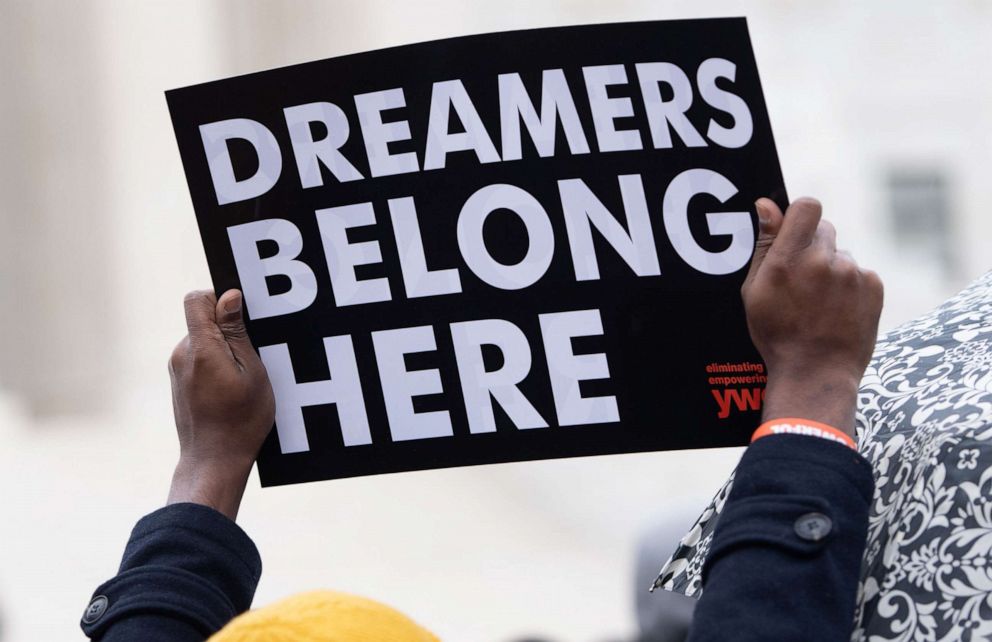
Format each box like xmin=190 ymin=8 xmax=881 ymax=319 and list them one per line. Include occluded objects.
xmin=215 ymin=290 xmax=256 ymax=364
xmin=744 ymin=198 xmax=784 ymax=285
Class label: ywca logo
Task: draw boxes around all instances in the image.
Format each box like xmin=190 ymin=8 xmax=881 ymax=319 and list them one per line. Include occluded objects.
xmin=706 ymin=361 xmax=767 ymax=419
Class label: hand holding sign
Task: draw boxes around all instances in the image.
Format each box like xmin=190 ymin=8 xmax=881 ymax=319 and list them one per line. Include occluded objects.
xmin=168 ymin=19 xmax=789 ymax=485
xmin=167 ymin=289 xmax=275 ymax=518
xmin=742 ymin=198 xmax=884 ymax=436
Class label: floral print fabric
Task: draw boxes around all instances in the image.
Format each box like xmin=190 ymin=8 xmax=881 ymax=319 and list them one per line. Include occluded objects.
xmin=653 ymin=270 xmax=992 ymax=641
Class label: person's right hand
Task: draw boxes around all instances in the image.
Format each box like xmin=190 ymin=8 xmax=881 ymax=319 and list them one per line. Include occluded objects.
xmin=167 ymin=289 xmax=275 ymax=520
xmin=742 ymin=197 xmax=883 ymax=436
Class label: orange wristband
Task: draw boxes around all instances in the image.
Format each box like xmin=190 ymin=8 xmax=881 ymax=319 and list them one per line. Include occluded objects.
xmin=751 ymin=418 xmax=857 ymax=450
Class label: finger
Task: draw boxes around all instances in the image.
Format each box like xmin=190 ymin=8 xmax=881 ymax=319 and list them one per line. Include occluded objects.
xmin=813 ymin=219 xmax=837 ymax=254
xmin=862 ymin=268 xmax=885 ymax=310
xmin=168 ymin=336 xmax=190 ymax=376
xmin=862 ymin=267 xmax=883 ymax=290
xmin=183 ymin=290 xmax=218 ymax=335
xmin=744 ymin=197 xmax=785 ymax=285
xmin=215 ymin=289 xmax=256 ymax=367
xmin=772 ymin=197 xmax=822 ymax=256
xmin=834 ymin=248 xmax=856 ymax=266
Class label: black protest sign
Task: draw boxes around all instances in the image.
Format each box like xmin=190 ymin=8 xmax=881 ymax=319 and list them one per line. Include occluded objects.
xmin=166 ymin=18 xmax=786 ymax=486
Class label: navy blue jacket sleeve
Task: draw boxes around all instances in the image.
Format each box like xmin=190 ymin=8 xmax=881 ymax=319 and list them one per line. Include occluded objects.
xmin=80 ymin=503 xmax=262 ymax=641
xmin=687 ymin=434 xmax=874 ymax=642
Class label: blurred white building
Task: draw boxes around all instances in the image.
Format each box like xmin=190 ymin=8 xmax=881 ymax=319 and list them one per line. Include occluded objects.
xmin=0 ymin=1 xmax=989 ymax=640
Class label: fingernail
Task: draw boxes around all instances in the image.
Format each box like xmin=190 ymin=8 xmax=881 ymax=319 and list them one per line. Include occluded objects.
xmin=755 ymin=200 xmax=770 ymax=224
xmin=224 ymin=291 xmax=243 ymax=315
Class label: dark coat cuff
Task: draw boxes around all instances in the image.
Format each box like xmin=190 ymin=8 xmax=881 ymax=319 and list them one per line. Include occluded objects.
xmin=689 ymin=434 xmax=874 ymax=642
xmin=702 ymin=434 xmax=873 ymax=582
xmin=81 ymin=503 xmax=261 ymax=640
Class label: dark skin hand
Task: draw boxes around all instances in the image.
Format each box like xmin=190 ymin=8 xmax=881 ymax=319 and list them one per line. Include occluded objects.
xmin=166 ymin=289 xmax=275 ymax=520
xmin=162 ymin=196 xmax=882 ymax=520
xmin=743 ymin=197 xmax=884 ymax=437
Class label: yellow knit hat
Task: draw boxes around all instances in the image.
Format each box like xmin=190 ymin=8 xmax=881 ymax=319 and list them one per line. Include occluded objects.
xmin=208 ymin=590 xmax=440 ymax=642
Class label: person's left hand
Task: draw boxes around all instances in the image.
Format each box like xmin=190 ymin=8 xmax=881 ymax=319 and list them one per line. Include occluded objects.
xmin=166 ymin=289 xmax=275 ymax=520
